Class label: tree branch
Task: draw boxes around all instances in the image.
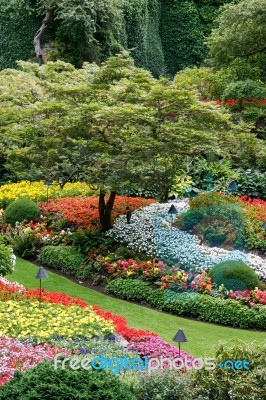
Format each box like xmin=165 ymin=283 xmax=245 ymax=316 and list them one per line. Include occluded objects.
xmin=33 ymin=9 xmax=54 ymax=65
xmin=241 ymin=45 xmax=266 ymax=58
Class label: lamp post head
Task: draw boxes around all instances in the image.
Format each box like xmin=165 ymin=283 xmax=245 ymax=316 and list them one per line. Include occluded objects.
xmin=168 ymin=204 xmax=178 ymax=215
xmin=227 ymin=181 xmax=238 ymax=194
xmin=45 ymin=179 xmax=52 ymax=187
xmin=173 ymin=329 xmax=188 ymax=343
xmin=35 ymin=266 xmax=48 ymax=280
xmin=188 ymin=188 xmax=199 ymax=198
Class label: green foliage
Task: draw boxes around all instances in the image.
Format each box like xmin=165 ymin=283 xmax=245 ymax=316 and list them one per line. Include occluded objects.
xmin=190 ymin=192 xmax=239 ymax=209
xmin=106 ymin=278 xmax=153 ymax=302
xmin=39 ymin=245 xmax=88 ymax=279
xmin=3 ymin=198 xmax=40 ymax=226
xmin=236 ymin=169 xmax=266 ymax=199
xmin=106 ymin=278 xmax=266 ymax=329
xmin=0 ymin=361 xmax=137 ymax=400
xmin=72 ymin=229 xmax=116 ymax=255
xmin=12 ymin=234 xmax=37 ymax=259
xmin=0 ymin=244 xmax=14 ymax=276
xmin=123 ymin=0 xmax=164 ymax=77
xmin=0 ymin=0 xmax=51 ymax=70
xmin=209 ymin=260 xmax=260 ymax=291
xmin=191 ymin=340 xmax=266 ymax=400
xmin=207 ymin=0 xmax=266 ymax=81
xmin=160 ymin=0 xmax=204 ymax=76
xmin=223 ymin=80 xmax=266 ymax=108
xmin=176 ymin=209 xmax=204 ymax=231
xmin=134 ymin=370 xmax=193 ymax=400
xmin=189 ymin=158 xmax=239 ymax=192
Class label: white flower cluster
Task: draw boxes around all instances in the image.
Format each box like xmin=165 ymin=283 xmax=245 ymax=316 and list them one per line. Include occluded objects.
xmin=0 ymin=276 xmax=25 ymax=292
xmin=107 ymin=201 xmax=189 ymax=257
xmin=108 ymin=201 xmax=266 ymax=280
xmin=9 ymin=248 xmax=16 ymax=271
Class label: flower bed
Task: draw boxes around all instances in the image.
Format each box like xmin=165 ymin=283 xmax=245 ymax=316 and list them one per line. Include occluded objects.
xmin=39 ymin=196 xmax=155 ymax=229
xmin=0 ymin=181 xmax=96 ymax=208
xmin=107 ymin=200 xmax=266 ymax=279
xmin=0 ymin=300 xmax=114 ymax=341
xmin=0 ymin=337 xmax=70 ymax=386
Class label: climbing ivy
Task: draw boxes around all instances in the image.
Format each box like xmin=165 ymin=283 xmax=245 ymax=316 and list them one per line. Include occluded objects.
xmin=0 ymin=0 xmax=232 ymax=75
xmin=160 ymin=0 xmax=204 ymax=76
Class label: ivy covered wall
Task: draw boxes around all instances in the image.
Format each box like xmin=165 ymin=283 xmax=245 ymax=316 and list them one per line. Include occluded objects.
xmin=0 ymin=0 xmax=232 ymax=75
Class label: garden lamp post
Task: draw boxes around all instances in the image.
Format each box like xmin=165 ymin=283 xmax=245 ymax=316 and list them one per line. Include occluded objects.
xmin=45 ymin=179 xmax=52 ymax=204
xmin=35 ymin=266 xmax=48 ymax=303
xmin=126 ymin=206 xmax=132 ymax=224
xmin=262 ymin=221 xmax=266 ymax=230
xmin=168 ymin=204 xmax=178 ymax=221
xmin=227 ymin=181 xmax=238 ymax=194
xmin=173 ymin=329 xmax=188 ymax=357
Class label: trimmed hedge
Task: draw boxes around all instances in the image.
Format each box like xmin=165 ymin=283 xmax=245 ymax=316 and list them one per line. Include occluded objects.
xmin=106 ymin=278 xmax=266 ymax=330
xmin=39 ymin=245 xmax=87 ymax=279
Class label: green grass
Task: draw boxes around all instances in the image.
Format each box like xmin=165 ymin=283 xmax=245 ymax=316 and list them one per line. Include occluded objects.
xmin=8 ymin=257 xmax=266 ymax=357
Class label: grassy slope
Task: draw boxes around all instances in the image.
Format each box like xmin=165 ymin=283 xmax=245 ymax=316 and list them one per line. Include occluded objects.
xmin=8 ymin=258 xmax=266 ymax=357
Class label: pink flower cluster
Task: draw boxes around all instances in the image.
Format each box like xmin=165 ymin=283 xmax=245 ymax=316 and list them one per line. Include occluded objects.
xmin=0 ymin=337 xmax=71 ymax=386
xmin=127 ymin=336 xmax=194 ymax=370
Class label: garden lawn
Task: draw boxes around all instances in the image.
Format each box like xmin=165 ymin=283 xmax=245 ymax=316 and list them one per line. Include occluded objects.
xmin=8 ymin=258 xmax=266 ymax=357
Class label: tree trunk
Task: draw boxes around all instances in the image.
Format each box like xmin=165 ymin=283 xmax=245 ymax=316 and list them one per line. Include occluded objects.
xmin=99 ymin=190 xmax=116 ymax=231
xmin=33 ymin=9 xmax=53 ymax=65
xmin=160 ymin=186 xmax=169 ymax=203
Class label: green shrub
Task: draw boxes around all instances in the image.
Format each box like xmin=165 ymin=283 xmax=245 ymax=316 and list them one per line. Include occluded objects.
xmin=134 ymin=370 xmax=193 ymax=400
xmin=236 ymin=169 xmax=266 ymax=199
xmin=3 ymin=198 xmax=40 ymax=226
xmin=39 ymin=246 xmax=88 ymax=279
xmin=175 ymin=209 xmax=204 ymax=231
xmin=191 ymin=340 xmax=266 ymax=400
xmin=190 ymin=192 xmax=239 ymax=209
xmin=0 ymin=244 xmax=14 ymax=276
xmin=209 ymin=260 xmax=260 ymax=291
xmin=12 ymin=234 xmax=37 ymax=259
xmin=107 ymin=278 xmax=266 ymax=329
xmin=106 ymin=278 xmax=153 ymax=302
xmin=0 ymin=361 xmax=137 ymax=400
xmin=72 ymin=229 xmax=116 ymax=255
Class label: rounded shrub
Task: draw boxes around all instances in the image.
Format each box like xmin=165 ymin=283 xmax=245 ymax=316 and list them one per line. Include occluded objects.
xmin=0 ymin=361 xmax=137 ymax=400
xmin=177 ymin=209 xmax=204 ymax=231
xmin=3 ymin=198 xmax=40 ymax=226
xmin=209 ymin=260 xmax=260 ymax=291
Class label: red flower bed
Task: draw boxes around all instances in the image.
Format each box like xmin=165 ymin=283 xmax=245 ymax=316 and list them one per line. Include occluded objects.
xmin=39 ymin=195 xmax=155 ymax=229
xmin=92 ymin=306 xmax=156 ymax=341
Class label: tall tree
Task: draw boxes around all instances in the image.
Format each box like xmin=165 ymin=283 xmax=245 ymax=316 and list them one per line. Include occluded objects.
xmin=0 ymin=54 xmax=256 ymax=228
xmin=207 ymin=0 xmax=266 ymax=80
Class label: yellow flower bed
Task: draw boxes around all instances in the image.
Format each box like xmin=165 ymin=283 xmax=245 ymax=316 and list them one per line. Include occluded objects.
xmin=0 ymin=300 xmax=114 ymax=341
xmin=0 ymin=181 xmax=97 ymax=207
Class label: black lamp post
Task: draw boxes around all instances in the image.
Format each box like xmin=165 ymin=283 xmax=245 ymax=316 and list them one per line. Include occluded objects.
xmin=173 ymin=329 xmax=188 ymax=357
xmin=188 ymin=188 xmax=199 ymax=198
xmin=126 ymin=207 xmax=132 ymax=224
xmin=45 ymin=179 xmax=52 ymax=204
xmin=35 ymin=267 xmax=48 ymax=303
xmin=168 ymin=204 xmax=178 ymax=220
xmin=262 ymin=221 xmax=266 ymax=230
xmin=227 ymin=181 xmax=238 ymax=194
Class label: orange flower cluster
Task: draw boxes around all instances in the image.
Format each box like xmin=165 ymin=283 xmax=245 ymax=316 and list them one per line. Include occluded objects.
xmin=39 ymin=195 xmax=155 ymax=229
